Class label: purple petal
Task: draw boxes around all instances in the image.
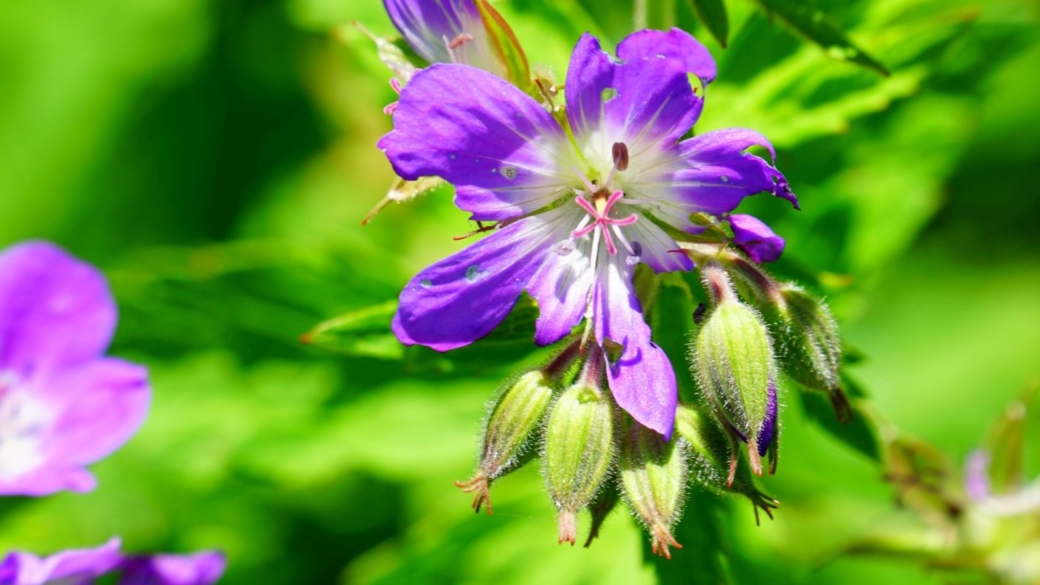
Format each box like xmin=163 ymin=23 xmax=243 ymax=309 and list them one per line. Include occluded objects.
xmin=379 ymin=64 xmax=572 ymax=222
xmin=384 ymin=0 xmax=504 ymax=75
xmin=393 ymin=215 xmax=564 ymax=351
xmin=525 ymin=210 xmax=595 ymax=346
xmin=616 ymin=28 xmax=716 ymax=87
xmin=38 ymin=359 xmax=151 ymax=468
xmin=620 ymin=214 xmax=693 ymax=273
xmin=565 ymin=32 xmax=700 ymax=154
xmin=594 ymin=259 xmax=678 ymax=437
xmin=0 ymin=359 xmax=150 ymax=497
xmin=622 ymin=129 xmax=796 ymax=233
xmin=0 ymin=241 xmax=116 ymax=373
xmin=0 ymin=538 xmax=122 ymax=585
xmin=384 ymin=0 xmax=478 ymax=64
xmin=729 ymin=214 xmax=786 ymax=263
xmin=756 ymin=380 xmax=777 ymax=456
xmin=120 ymin=551 xmax=226 ymax=585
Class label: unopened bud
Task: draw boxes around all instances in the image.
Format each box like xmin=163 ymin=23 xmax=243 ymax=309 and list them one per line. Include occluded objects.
xmin=692 ymin=270 xmax=776 ymax=476
xmin=619 ymin=424 xmax=687 ymax=559
xmin=456 ymin=370 xmax=554 ymax=514
xmin=675 ymin=404 xmax=779 ymax=523
xmin=770 ymin=284 xmax=850 ymax=422
xmin=544 ymin=364 xmax=617 ymax=545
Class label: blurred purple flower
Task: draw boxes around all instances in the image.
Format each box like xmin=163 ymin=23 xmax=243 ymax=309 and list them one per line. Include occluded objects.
xmin=0 ymin=539 xmax=225 ymax=585
xmin=0 ymin=241 xmax=150 ymax=496
xmin=119 ymin=551 xmax=227 ymax=585
xmin=728 ymin=214 xmax=785 ymax=263
xmin=384 ymin=0 xmax=505 ymax=77
xmin=380 ymin=29 xmax=794 ymax=436
xmin=0 ymin=538 xmax=121 ymax=585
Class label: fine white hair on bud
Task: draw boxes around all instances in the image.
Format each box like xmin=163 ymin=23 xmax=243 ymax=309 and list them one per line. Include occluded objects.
xmin=690 ymin=265 xmax=778 ymax=479
xmin=675 ymin=404 xmax=780 ymax=524
xmin=456 ymin=370 xmax=555 ymax=514
xmin=720 ymin=255 xmax=852 ymax=424
xmin=543 ymin=350 xmax=618 ymax=546
xmin=769 ymin=284 xmax=851 ymax=422
xmin=619 ymin=424 xmax=688 ymax=559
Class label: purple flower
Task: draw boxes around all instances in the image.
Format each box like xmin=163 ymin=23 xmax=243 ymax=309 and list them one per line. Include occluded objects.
xmin=384 ymin=0 xmax=505 ymax=77
xmin=119 ymin=551 xmax=226 ymax=585
xmin=0 ymin=539 xmax=225 ymax=585
xmin=0 ymin=538 xmax=121 ymax=585
xmin=728 ymin=214 xmax=785 ymax=263
xmin=379 ymin=29 xmax=794 ymax=436
xmin=0 ymin=241 xmax=150 ymax=496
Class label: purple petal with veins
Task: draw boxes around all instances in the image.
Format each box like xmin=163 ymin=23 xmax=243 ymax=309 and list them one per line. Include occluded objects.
xmin=383 ymin=0 xmax=505 ymax=76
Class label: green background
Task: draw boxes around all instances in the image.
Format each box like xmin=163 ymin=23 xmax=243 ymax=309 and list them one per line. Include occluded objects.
xmin=1 ymin=0 xmax=1038 ymax=582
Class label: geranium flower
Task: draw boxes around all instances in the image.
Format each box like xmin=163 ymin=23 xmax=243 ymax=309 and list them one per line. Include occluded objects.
xmin=0 ymin=241 xmax=150 ymax=495
xmin=380 ymin=29 xmax=795 ymax=436
xmin=0 ymin=538 xmax=226 ymax=585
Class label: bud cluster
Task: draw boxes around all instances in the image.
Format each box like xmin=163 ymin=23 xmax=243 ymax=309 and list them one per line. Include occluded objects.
xmin=448 ymin=240 xmax=848 ymax=556
xmin=674 ymin=240 xmax=853 ymax=487
xmin=453 ymin=344 xmax=696 ymax=555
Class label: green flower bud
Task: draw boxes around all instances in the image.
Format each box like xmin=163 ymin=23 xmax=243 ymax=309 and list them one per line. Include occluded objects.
xmin=770 ymin=284 xmax=851 ymax=422
xmin=456 ymin=370 xmax=554 ymax=514
xmin=692 ymin=265 xmax=776 ymax=476
xmin=544 ymin=372 xmax=617 ymax=545
xmin=675 ymin=404 xmax=779 ymax=523
xmin=719 ymin=255 xmax=851 ymax=424
xmin=619 ymin=424 xmax=687 ymax=559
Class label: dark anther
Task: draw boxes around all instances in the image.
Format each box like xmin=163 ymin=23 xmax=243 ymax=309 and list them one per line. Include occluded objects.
xmin=611 ymin=142 xmax=629 ymax=172
xmin=692 ymin=303 xmax=707 ymax=325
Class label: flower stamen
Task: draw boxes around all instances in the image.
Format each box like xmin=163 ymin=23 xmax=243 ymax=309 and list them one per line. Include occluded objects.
xmin=383 ymin=78 xmax=403 ymax=116
xmin=573 ymin=191 xmax=638 ymax=256
xmin=444 ymin=33 xmax=475 ymax=64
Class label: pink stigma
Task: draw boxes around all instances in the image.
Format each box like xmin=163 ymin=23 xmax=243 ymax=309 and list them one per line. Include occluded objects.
xmin=572 ymin=190 xmax=638 ymax=255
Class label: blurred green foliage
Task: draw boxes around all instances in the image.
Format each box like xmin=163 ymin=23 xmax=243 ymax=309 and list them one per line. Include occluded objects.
xmin=1 ymin=0 xmax=1039 ymax=583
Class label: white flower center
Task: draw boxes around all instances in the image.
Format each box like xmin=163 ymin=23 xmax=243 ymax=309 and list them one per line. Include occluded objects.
xmin=562 ymin=142 xmax=642 ymax=268
xmin=0 ymin=371 xmax=50 ymax=481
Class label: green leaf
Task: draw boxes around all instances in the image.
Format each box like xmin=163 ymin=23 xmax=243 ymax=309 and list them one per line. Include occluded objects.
xmin=797 ymin=387 xmax=880 ymax=461
xmin=750 ymin=0 xmax=889 ymax=75
xmin=302 ymin=301 xmax=403 ymax=360
xmin=688 ymin=0 xmax=729 ymax=48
